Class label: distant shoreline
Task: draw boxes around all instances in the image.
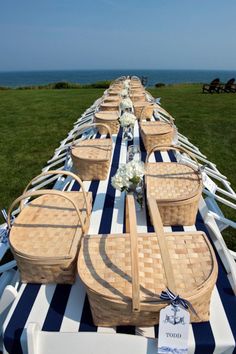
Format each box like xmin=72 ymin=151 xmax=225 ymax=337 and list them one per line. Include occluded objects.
xmin=0 ymin=69 xmax=236 ymax=88
xmin=0 ymin=81 xmax=203 ymax=91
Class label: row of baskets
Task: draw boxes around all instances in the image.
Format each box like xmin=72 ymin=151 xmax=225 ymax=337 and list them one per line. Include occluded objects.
xmin=7 ymin=167 xmax=217 ymax=325
xmin=7 ymin=76 xmax=218 ymax=327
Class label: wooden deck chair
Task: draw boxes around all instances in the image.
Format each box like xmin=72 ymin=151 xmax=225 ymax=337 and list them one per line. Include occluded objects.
xmin=220 ymin=78 xmax=236 ymax=93
xmin=202 ymin=78 xmax=220 ymax=93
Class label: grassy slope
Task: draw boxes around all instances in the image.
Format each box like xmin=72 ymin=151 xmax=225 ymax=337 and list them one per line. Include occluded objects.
xmin=148 ymin=84 xmax=236 ymax=249
xmin=0 ymin=85 xmax=235 ymax=249
xmin=0 ymin=89 xmax=103 ymax=211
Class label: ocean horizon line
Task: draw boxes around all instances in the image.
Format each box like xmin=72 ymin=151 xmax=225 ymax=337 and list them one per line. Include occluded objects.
xmin=0 ymin=68 xmax=236 ymax=74
xmin=1 ymin=69 xmax=236 ymax=88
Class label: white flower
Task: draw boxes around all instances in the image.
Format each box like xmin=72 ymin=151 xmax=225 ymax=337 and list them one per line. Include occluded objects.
xmin=120 ymin=89 xmax=128 ymax=97
xmin=119 ymin=112 xmax=137 ymax=127
xmin=120 ymin=97 xmax=133 ymax=111
xmin=123 ymin=80 xmax=130 ymax=89
xmin=111 ymin=161 xmax=145 ymax=192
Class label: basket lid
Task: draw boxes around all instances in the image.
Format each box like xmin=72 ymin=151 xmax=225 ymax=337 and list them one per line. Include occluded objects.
xmin=103 ymin=97 xmax=121 ymax=103
xmin=78 ymin=231 xmax=216 ymax=302
xmin=141 ymin=121 xmax=173 ymax=135
xmin=130 ymin=93 xmax=145 ymax=97
xmin=10 ymin=192 xmax=87 ymax=259
xmin=134 ymin=102 xmax=153 ymax=108
xmin=146 ymin=163 xmax=202 ymax=202
xmin=100 ymin=102 xmax=119 ymax=109
xmin=95 ymin=111 xmax=119 ymax=121
xmin=72 ymin=139 xmax=112 ymax=162
xmin=107 ymin=89 xmax=121 ymax=94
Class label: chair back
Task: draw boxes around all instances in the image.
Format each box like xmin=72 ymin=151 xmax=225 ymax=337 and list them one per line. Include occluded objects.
xmin=225 ymin=78 xmax=235 ymax=89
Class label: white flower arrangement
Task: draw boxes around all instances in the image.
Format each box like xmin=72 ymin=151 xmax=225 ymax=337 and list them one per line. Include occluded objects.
xmin=120 ymin=88 xmax=128 ymax=97
xmin=119 ymin=97 xmax=133 ymax=111
xmin=111 ymin=161 xmax=145 ymax=192
xmin=123 ymin=80 xmax=130 ymax=90
xmin=119 ymin=112 xmax=137 ymax=127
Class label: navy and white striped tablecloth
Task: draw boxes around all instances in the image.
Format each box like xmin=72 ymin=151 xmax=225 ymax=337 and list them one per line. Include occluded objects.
xmin=3 ymin=123 xmax=236 ymax=354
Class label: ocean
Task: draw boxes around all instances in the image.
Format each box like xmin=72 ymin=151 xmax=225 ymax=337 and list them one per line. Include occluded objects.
xmin=0 ymin=69 xmax=236 ymax=88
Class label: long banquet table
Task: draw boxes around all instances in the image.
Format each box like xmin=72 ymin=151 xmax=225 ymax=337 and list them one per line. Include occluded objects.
xmin=3 ymin=111 xmax=236 ymax=354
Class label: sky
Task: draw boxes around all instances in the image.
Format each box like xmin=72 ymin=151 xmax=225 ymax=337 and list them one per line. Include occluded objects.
xmin=0 ymin=0 xmax=236 ymax=71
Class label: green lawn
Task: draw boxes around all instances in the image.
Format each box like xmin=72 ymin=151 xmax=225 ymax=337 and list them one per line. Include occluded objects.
xmin=0 ymin=88 xmax=103 ymax=211
xmin=0 ymin=85 xmax=235 ymax=249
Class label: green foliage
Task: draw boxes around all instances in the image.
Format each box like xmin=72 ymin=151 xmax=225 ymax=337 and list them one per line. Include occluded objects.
xmin=155 ymin=82 xmax=165 ymax=88
xmin=53 ymin=81 xmax=80 ymax=89
xmin=82 ymin=80 xmax=112 ymax=89
xmin=0 ymin=80 xmax=111 ymax=90
xmin=16 ymin=81 xmax=81 ymax=90
xmin=0 ymin=86 xmax=11 ymax=90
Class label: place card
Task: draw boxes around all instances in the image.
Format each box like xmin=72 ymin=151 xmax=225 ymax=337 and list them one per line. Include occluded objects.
xmin=157 ymin=305 xmax=190 ymax=354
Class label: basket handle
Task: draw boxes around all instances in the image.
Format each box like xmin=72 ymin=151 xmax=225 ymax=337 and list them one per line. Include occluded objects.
xmin=7 ymin=189 xmax=88 ymax=234
xmin=145 ymin=144 xmax=200 ymax=169
xmin=126 ymin=194 xmax=140 ymax=312
xmin=148 ymin=197 xmax=177 ymax=293
xmin=72 ymin=123 xmax=112 ymax=145
xmin=21 ymin=170 xmax=90 ymax=218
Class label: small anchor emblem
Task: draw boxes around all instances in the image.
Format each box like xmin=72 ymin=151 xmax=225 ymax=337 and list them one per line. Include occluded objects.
xmin=164 ymin=306 xmax=185 ymax=325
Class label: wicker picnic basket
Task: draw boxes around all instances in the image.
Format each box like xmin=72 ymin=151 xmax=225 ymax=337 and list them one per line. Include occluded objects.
xmin=9 ymin=170 xmax=92 ymax=284
xmin=145 ymin=145 xmax=203 ymax=225
xmin=133 ymin=102 xmax=155 ymax=120
xmin=140 ymin=120 xmax=174 ymax=151
xmin=78 ymin=195 xmax=217 ymax=326
xmin=103 ymin=96 xmax=121 ymax=103
xmin=130 ymin=88 xmax=145 ymax=94
xmin=130 ymin=93 xmax=146 ymax=103
xmin=94 ymin=111 xmax=120 ymax=135
xmin=71 ymin=123 xmax=112 ymax=181
xmin=107 ymin=88 xmax=122 ymax=95
xmin=100 ymin=102 xmax=120 ymax=112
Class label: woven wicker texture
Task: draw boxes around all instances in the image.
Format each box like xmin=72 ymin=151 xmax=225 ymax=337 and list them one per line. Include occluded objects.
xmin=71 ymin=139 xmax=112 ymax=180
xmin=140 ymin=121 xmax=174 ymax=151
xmin=72 ymin=139 xmax=111 ymax=161
xmin=106 ymin=93 xmax=121 ymax=99
xmin=94 ymin=111 xmax=120 ymax=135
xmin=107 ymin=88 xmax=122 ymax=94
xmin=145 ymin=150 xmax=202 ymax=226
xmin=130 ymin=89 xmax=145 ymax=95
xmin=79 ymin=231 xmax=217 ymax=325
xmin=10 ymin=192 xmax=91 ymax=258
xmin=130 ymin=94 xmax=146 ymax=103
xmin=103 ymin=96 xmax=121 ymax=103
xmin=146 ymin=163 xmax=201 ymax=201
xmin=133 ymin=103 xmax=154 ymax=119
xmin=100 ymin=102 xmax=119 ymax=111
xmin=9 ymin=169 xmax=92 ymax=284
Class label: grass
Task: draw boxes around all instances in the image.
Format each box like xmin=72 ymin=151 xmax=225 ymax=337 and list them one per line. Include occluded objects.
xmin=0 ymin=84 xmax=235 ymax=250
xmin=0 ymin=88 xmax=103 ymax=213
xmin=148 ymin=84 xmax=236 ymax=250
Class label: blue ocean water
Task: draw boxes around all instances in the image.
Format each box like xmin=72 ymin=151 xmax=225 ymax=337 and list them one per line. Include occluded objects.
xmin=0 ymin=69 xmax=236 ymax=88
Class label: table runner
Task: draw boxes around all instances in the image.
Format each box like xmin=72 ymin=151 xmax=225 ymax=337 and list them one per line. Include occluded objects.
xmin=3 ymin=122 xmax=236 ymax=354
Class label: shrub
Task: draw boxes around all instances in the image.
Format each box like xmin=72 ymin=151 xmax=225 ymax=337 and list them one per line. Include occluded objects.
xmin=53 ymin=81 xmax=71 ymax=89
xmin=0 ymin=86 xmax=11 ymax=90
xmin=83 ymin=80 xmax=112 ymax=89
xmin=155 ymin=82 xmax=165 ymax=88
